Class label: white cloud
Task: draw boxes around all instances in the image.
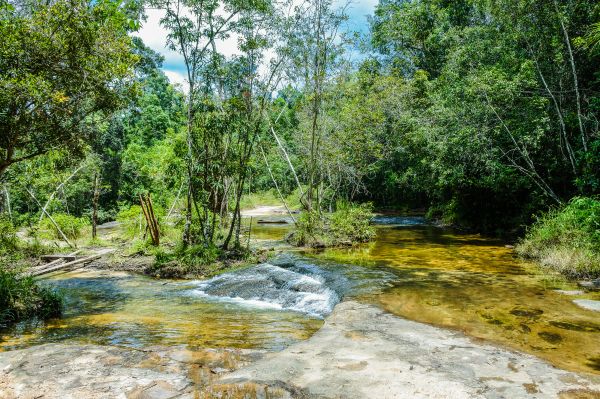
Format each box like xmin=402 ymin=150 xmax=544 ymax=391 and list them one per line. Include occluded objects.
xmin=135 ymin=9 xmax=185 ymax=71
xmin=163 ymin=69 xmax=187 ymax=88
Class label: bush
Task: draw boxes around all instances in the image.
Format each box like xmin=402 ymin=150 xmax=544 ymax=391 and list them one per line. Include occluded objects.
xmin=117 ymin=205 xmax=145 ymax=239
xmin=40 ymin=213 xmax=89 ymax=240
xmin=516 ymin=197 xmax=600 ymax=278
xmin=149 ymin=243 xmax=225 ymax=278
xmin=0 ymin=216 xmax=18 ymax=256
xmin=288 ymin=202 xmax=375 ymax=247
xmin=0 ymin=267 xmax=63 ymax=328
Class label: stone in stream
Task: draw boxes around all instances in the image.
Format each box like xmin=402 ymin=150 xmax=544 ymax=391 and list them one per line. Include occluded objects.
xmin=555 ymin=290 xmax=585 ymax=296
xmin=573 ymin=299 xmax=600 ymax=312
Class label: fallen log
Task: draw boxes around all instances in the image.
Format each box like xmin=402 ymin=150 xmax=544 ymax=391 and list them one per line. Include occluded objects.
xmin=31 ymin=249 xmax=114 ymax=277
xmin=26 ymin=250 xmax=83 ymax=276
xmin=257 ymin=219 xmax=289 ymax=224
xmin=40 ymin=254 xmax=85 ymax=262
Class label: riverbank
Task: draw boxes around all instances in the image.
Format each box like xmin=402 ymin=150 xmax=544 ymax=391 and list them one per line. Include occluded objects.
xmin=1 ymin=300 xmax=599 ymax=398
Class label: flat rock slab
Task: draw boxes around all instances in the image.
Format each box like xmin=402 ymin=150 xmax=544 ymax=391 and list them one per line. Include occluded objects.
xmin=0 ymin=344 xmax=259 ymax=399
xmin=573 ymin=299 xmax=600 ymax=312
xmin=222 ymin=301 xmax=600 ymax=399
xmin=555 ymin=290 xmax=585 ymax=296
xmin=1 ymin=303 xmax=600 ymax=399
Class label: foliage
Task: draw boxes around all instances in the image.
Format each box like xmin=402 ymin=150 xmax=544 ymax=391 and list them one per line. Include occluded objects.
xmin=0 ymin=216 xmax=18 ymax=256
xmin=0 ymin=0 xmax=138 ymax=178
xmin=149 ymin=243 xmax=254 ymax=278
xmin=39 ymin=213 xmax=89 ymax=241
xmin=239 ymin=189 xmax=302 ymax=211
xmin=0 ymin=266 xmax=62 ymax=328
xmin=516 ymin=197 xmax=600 ymax=278
xmin=288 ymin=202 xmax=375 ymax=247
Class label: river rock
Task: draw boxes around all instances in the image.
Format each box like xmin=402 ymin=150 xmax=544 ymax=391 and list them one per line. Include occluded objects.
xmin=221 ymin=301 xmax=600 ymax=398
xmin=573 ymin=299 xmax=600 ymax=312
xmin=555 ymin=290 xmax=585 ymax=296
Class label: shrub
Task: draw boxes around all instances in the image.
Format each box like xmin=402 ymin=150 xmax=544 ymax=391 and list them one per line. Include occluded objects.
xmin=0 ymin=216 xmax=18 ymax=256
xmin=40 ymin=213 xmax=89 ymax=240
xmin=149 ymin=243 xmax=224 ymax=278
xmin=117 ymin=205 xmax=145 ymax=239
xmin=516 ymin=197 xmax=600 ymax=278
xmin=288 ymin=202 xmax=375 ymax=247
xmin=0 ymin=267 xmax=63 ymax=328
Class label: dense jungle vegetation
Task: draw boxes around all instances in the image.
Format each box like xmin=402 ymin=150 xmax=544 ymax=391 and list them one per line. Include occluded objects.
xmin=0 ymin=0 xmax=599 ymax=322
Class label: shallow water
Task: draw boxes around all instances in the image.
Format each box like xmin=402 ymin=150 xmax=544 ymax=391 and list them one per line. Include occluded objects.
xmin=0 ymin=270 xmax=322 ymax=351
xmin=1 ymin=217 xmax=599 ymax=375
xmin=308 ymin=222 xmax=600 ymax=374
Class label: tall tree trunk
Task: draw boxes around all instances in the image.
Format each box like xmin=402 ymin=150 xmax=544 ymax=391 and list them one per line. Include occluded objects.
xmin=555 ymin=0 xmax=587 ymax=152
xmin=183 ymin=94 xmax=194 ymax=246
xmin=92 ymin=173 xmax=100 ymax=240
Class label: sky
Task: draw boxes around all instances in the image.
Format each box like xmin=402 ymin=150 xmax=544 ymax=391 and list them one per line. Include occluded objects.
xmin=134 ymin=0 xmax=379 ymax=87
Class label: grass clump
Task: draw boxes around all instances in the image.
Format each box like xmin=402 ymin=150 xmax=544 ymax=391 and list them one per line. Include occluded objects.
xmin=0 ymin=268 xmax=63 ymax=328
xmin=516 ymin=197 xmax=600 ymax=279
xmin=0 ymin=217 xmax=63 ymax=327
xmin=288 ymin=202 xmax=375 ymax=248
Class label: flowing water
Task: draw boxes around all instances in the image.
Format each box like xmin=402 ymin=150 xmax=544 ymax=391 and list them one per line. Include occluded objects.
xmin=1 ymin=216 xmax=599 ymax=375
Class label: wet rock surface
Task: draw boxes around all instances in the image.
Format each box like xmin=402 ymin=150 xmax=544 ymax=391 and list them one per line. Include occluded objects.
xmin=223 ymin=301 xmax=600 ymax=398
xmin=1 ymin=302 xmax=600 ymax=398
xmin=573 ymin=299 xmax=600 ymax=312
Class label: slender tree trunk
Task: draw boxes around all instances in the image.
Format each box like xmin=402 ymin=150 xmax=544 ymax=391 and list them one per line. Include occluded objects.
xmin=555 ymin=0 xmax=587 ymax=152
xmin=92 ymin=173 xmax=100 ymax=240
xmin=2 ymin=184 xmax=12 ymax=223
xmin=26 ymin=187 xmax=75 ymax=248
xmin=183 ymin=94 xmax=194 ymax=246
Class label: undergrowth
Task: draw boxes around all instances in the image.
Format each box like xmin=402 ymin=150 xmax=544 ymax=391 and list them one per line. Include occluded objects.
xmin=0 ymin=216 xmax=63 ymax=327
xmin=287 ymin=202 xmax=375 ymax=248
xmin=516 ymin=197 xmax=600 ymax=279
xmin=148 ymin=243 xmax=260 ymax=279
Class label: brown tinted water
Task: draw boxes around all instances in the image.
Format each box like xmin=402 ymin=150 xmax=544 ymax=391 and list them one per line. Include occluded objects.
xmin=307 ymin=224 xmax=600 ymax=374
xmin=0 ymin=270 xmax=322 ymax=351
xmin=1 ymin=219 xmax=599 ymax=376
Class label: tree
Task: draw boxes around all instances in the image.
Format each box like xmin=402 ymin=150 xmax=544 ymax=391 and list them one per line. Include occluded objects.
xmin=0 ymin=0 xmax=138 ymax=180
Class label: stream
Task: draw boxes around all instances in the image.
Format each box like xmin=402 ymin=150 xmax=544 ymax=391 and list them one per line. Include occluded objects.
xmin=1 ymin=217 xmax=599 ymax=375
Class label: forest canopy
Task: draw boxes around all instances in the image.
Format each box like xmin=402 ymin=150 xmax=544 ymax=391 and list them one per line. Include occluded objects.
xmin=0 ymin=0 xmax=598 ymax=255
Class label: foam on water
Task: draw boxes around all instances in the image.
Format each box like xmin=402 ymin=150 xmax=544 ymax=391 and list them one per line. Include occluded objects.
xmin=188 ymin=263 xmax=341 ymax=318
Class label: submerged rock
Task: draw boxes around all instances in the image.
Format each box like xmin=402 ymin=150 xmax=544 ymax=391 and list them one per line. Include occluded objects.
xmin=221 ymin=301 xmax=600 ymax=398
xmin=573 ymin=299 xmax=600 ymax=312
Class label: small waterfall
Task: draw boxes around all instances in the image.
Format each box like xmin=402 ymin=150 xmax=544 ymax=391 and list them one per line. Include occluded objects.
xmin=188 ymin=262 xmax=342 ymax=318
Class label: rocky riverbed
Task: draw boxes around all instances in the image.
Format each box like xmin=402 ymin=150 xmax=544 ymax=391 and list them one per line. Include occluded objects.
xmin=1 ymin=301 xmax=599 ymax=399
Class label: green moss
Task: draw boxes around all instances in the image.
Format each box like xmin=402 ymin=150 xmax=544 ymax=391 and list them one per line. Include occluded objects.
xmin=516 ymin=197 xmax=600 ymax=278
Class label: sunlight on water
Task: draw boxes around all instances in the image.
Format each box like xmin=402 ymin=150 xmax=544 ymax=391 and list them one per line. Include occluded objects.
xmin=310 ymin=224 xmax=600 ymax=374
xmin=1 ymin=219 xmax=599 ymax=375
xmin=0 ymin=270 xmax=322 ymax=351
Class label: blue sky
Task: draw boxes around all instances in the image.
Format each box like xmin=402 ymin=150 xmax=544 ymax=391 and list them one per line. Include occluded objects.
xmin=135 ymin=0 xmax=378 ymax=87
